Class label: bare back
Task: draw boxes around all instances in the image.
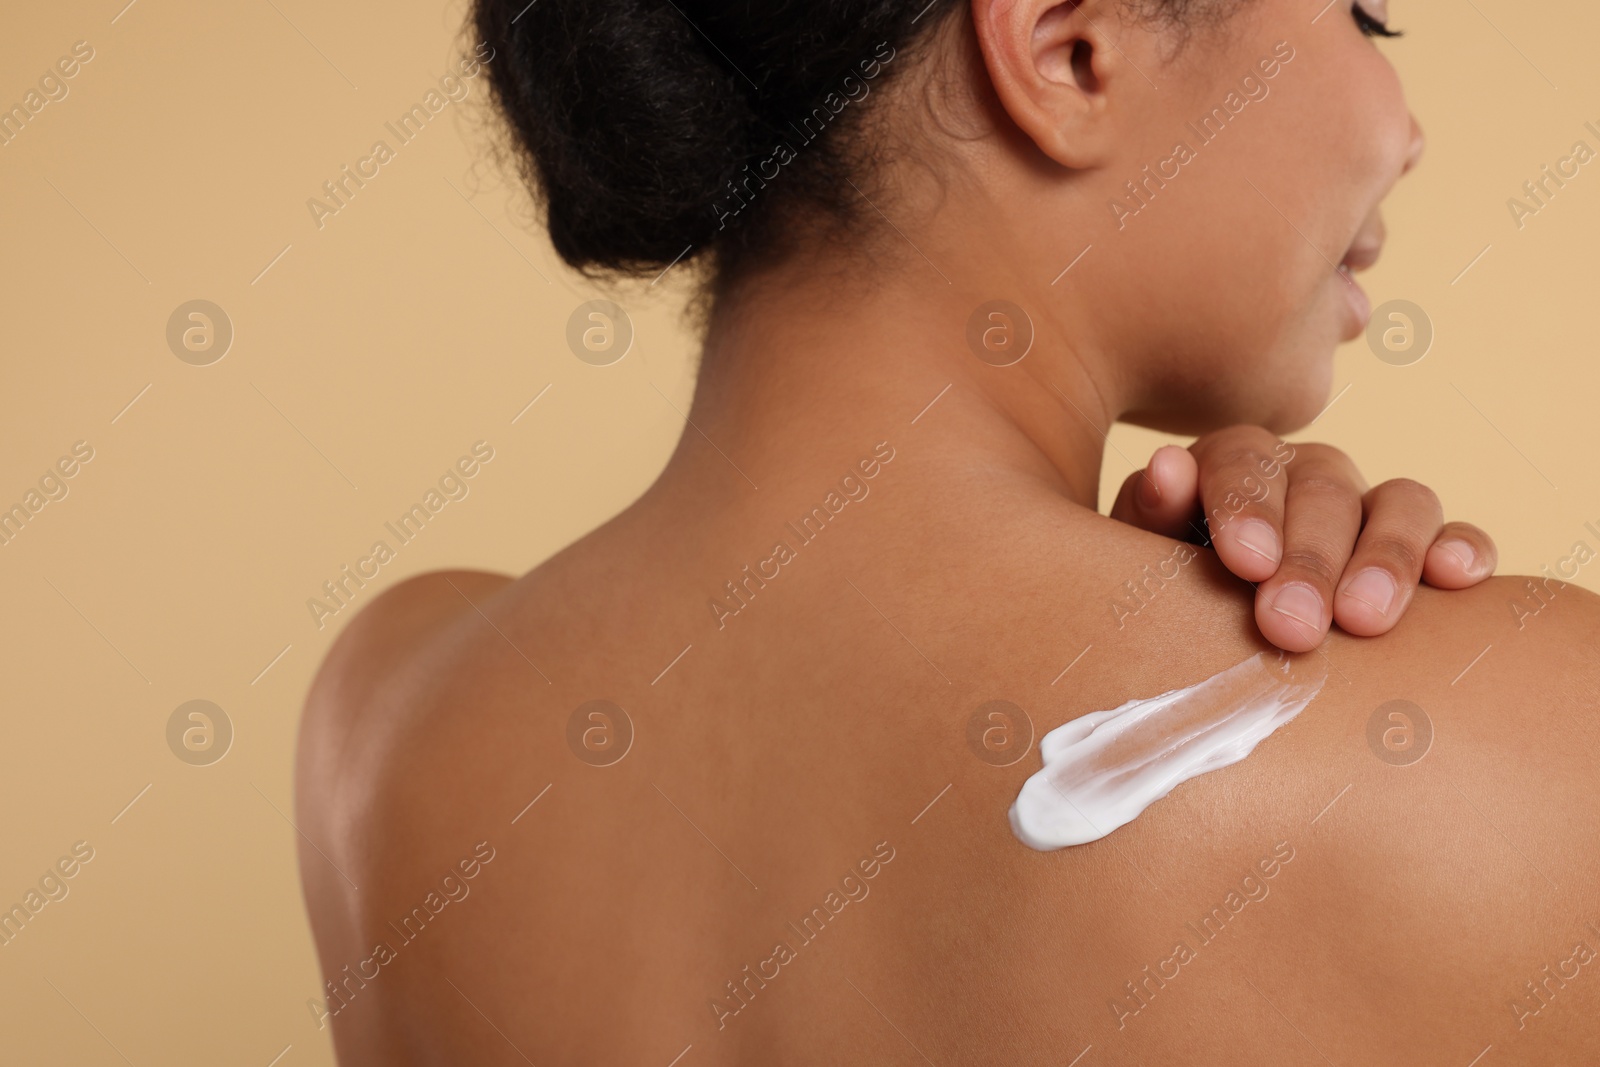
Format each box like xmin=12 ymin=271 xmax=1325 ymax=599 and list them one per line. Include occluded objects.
xmin=296 ymin=452 xmax=1600 ymax=1066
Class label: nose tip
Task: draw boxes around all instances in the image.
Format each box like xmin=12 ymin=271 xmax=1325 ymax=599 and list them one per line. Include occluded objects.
xmin=1402 ymin=113 xmax=1426 ymax=176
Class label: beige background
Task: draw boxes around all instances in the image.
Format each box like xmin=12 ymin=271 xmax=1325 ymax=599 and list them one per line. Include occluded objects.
xmin=1 ymin=0 xmax=1596 ymax=1062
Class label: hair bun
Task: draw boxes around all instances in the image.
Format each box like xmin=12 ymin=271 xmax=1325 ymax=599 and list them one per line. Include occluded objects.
xmin=477 ymin=1 xmax=955 ymax=277
xmin=477 ymin=0 xmax=761 ymax=273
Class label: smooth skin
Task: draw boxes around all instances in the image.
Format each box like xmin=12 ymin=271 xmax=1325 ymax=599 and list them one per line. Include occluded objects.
xmin=297 ymin=1 xmax=1598 ymax=1064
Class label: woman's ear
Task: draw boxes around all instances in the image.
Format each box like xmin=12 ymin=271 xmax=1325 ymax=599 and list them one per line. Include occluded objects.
xmin=970 ymin=0 xmax=1123 ymax=169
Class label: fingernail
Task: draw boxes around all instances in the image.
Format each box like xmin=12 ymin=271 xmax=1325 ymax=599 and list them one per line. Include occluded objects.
xmin=1236 ymin=519 xmax=1282 ymax=566
xmin=1437 ymin=538 xmax=1480 ymax=575
xmin=1341 ymin=568 xmax=1398 ymax=617
xmin=1272 ymin=584 xmax=1324 ymax=630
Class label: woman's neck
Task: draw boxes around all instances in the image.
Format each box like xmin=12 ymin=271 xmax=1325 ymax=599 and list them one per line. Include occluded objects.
xmin=663 ymin=256 xmax=1123 ymax=516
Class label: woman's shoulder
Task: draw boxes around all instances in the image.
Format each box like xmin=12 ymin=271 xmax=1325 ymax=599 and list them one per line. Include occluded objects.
xmin=295 ymin=568 xmax=516 ymax=787
xmin=292 ymin=568 xmax=515 ymax=909
xmin=866 ymin=571 xmax=1600 ymax=1061
xmin=1327 ymin=573 xmax=1600 ymax=706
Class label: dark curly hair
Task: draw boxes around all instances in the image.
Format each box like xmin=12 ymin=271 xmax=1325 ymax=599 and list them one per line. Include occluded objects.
xmin=473 ymin=0 xmax=1209 ymax=280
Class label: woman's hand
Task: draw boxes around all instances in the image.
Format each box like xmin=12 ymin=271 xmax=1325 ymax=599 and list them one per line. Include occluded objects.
xmin=1109 ymin=425 xmax=1497 ymax=652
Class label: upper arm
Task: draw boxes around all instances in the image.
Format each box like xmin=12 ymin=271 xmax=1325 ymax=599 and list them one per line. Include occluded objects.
xmin=1298 ymin=577 xmax=1600 ymax=1050
xmin=292 ymin=569 xmax=512 ymax=1056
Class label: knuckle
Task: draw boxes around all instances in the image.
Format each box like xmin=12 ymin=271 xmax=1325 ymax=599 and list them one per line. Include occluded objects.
xmin=1214 ymin=443 xmax=1263 ymax=473
xmin=1291 ymin=474 xmax=1363 ymax=507
xmin=1376 ymin=477 xmax=1442 ymax=512
xmin=1211 ymin=424 xmax=1279 ymax=449
xmin=1198 ymin=425 xmax=1276 ymax=466
xmin=1361 ymin=534 xmax=1426 ymax=577
xmin=1279 ymin=548 xmax=1342 ymax=590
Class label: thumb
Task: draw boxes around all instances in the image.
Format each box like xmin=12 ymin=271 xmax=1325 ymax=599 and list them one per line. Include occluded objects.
xmin=1108 ymin=445 xmax=1200 ymax=539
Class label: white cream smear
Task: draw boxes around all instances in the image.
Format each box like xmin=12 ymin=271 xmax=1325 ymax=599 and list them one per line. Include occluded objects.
xmin=1010 ymin=652 xmax=1328 ymax=850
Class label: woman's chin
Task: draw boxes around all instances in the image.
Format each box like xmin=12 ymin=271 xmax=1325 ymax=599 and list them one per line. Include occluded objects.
xmin=1122 ymin=375 xmax=1335 ymax=438
xmin=1251 ymin=338 xmax=1340 ymax=435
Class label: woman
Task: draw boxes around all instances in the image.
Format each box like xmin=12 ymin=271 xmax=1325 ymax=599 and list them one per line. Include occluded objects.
xmin=296 ymin=0 xmax=1600 ymax=1062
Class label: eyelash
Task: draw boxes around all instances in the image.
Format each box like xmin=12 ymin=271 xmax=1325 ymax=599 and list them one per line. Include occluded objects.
xmin=1354 ymin=5 xmax=1403 ymax=37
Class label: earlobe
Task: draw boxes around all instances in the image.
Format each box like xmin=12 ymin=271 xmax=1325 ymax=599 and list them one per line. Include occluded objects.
xmin=971 ymin=0 xmax=1119 ymax=169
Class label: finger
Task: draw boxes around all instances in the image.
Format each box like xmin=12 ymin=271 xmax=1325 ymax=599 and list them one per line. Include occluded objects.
xmin=1254 ymin=456 xmax=1365 ymax=652
xmin=1107 ymin=445 xmax=1199 ymax=540
xmin=1421 ymin=521 xmax=1498 ymax=589
xmin=1332 ymin=478 xmax=1443 ymax=637
xmin=1189 ymin=426 xmax=1296 ymax=583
